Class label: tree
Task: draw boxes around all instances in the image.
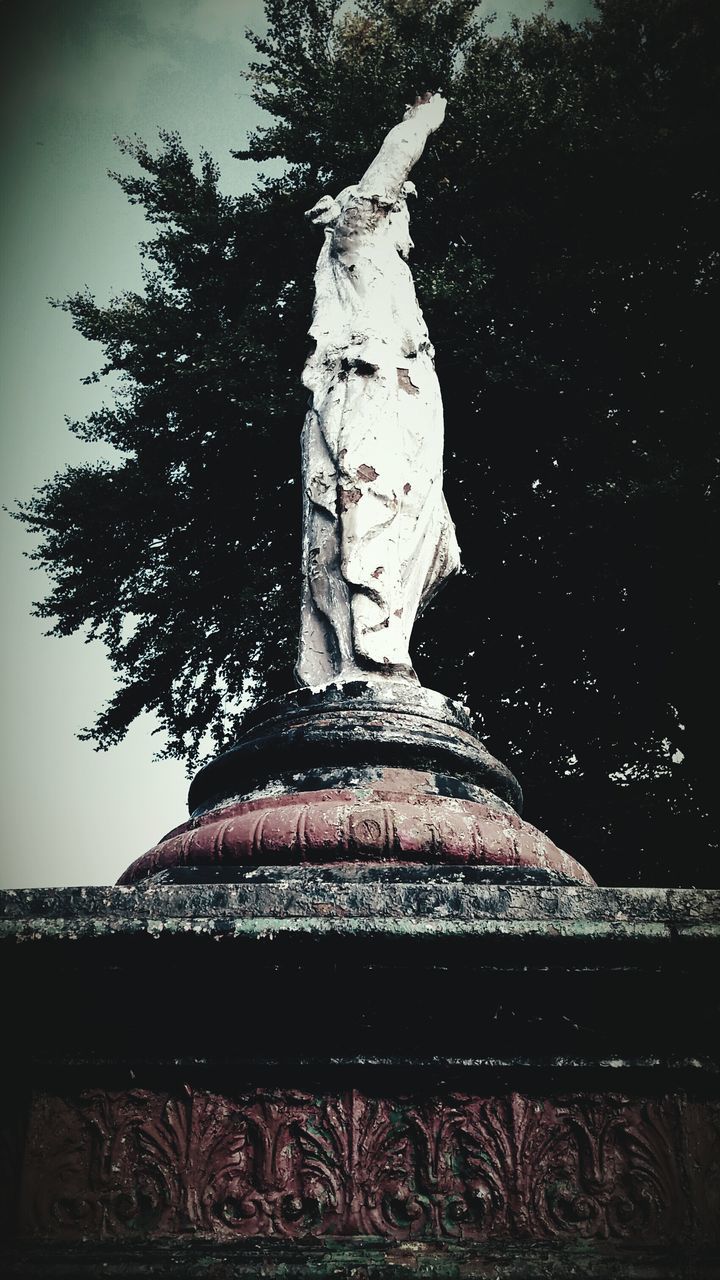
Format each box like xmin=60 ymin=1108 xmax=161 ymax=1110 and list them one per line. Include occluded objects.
xmin=13 ymin=0 xmax=719 ymax=884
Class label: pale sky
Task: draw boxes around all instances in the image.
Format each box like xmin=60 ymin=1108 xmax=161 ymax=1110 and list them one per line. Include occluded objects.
xmin=0 ymin=0 xmax=593 ymax=889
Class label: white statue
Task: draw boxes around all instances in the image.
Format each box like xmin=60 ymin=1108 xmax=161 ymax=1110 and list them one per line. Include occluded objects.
xmin=296 ymin=93 xmax=461 ymax=688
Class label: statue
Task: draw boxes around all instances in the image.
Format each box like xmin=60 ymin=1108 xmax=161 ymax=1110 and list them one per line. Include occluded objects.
xmin=123 ymin=111 xmax=596 ymax=893
xmin=296 ymin=93 xmax=461 ymax=688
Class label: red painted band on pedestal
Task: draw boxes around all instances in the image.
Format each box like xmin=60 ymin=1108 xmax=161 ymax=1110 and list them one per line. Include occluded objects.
xmin=119 ymin=784 xmax=595 ymax=885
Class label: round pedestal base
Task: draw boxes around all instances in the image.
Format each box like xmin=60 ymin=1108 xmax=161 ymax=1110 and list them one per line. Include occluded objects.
xmin=119 ymin=766 xmax=593 ymax=885
xmin=119 ymin=683 xmax=595 ymax=887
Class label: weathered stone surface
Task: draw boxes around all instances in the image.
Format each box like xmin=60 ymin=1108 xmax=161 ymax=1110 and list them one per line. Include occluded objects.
xmin=119 ymin=781 xmax=592 ymax=886
xmin=17 ymin=1088 xmax=720 ymax=1246
xmin=3 ymin=875 xmax=718 ymax=936
xmin=2 ymin=880 xmax=719 ymax=1276
xmin=120 ymin=683 xmax=595 ymax=886
xmin=2 ymin=880 xmax=718 ymax=1075
xmin=4 ymin=1239 xmax=720 ymax=1277
xmin=186 ymin=683 xmax=522 ymax=814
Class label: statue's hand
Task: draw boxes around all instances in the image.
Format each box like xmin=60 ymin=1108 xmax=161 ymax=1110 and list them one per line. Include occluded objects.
xmin=305 ymin=193 xmax=341 ymax=226
xmin=403 ymin=91 xmax=446 ymax=132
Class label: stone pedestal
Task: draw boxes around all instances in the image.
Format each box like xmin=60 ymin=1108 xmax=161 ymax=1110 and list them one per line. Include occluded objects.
xmin=2 ymin=876 xmax=719 ymax=1277
xmin=119 ymin=683 xmax=593 ymax=886
xmin=3 ymin=686 xmax=717 ymax=1275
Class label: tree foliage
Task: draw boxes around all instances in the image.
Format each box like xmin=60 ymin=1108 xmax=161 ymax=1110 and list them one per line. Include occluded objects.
xmin=14 ymin=0 xmax=719 ymax=883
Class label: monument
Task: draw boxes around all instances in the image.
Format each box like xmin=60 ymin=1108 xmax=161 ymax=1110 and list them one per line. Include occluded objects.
xmin=1 ymin=96 xmax=718 ymax=1279
xmin=118 ymin=94 xmax=594 ymax=890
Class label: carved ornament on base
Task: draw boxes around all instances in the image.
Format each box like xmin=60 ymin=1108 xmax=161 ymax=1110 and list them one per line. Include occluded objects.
xmin=20 ymin=1089 xmax=718 ymax=1245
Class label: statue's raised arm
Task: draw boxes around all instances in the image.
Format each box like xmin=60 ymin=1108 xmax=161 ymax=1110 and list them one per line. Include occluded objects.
xmin=355 ymin=93 xmax=447 ymax=205
xmin=296 ymin=94 xmax=461 ymax=690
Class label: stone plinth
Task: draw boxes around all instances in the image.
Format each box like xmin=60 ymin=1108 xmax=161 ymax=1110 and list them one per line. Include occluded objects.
xmin=120 ymin=684 xmax=594 ymax=886
xmin=2 ymin=875 xmax=719 ymax=1277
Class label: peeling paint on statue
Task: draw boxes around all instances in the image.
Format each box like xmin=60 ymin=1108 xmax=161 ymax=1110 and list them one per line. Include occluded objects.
xmin=296 ymin=93 xmax=461 ymax=688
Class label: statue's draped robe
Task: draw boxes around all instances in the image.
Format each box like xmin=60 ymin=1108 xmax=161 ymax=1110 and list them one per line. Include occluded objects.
xmin=296 ymin=189 xmax=461 ymax=687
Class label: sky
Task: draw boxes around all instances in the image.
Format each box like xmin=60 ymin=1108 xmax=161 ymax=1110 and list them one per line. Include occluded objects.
xmin=0 ymin=0 xmax=594 ymax=890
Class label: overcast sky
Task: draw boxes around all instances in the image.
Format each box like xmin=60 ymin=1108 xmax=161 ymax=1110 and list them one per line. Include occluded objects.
xmin=0 ymin=0 xmax=593 ymax=890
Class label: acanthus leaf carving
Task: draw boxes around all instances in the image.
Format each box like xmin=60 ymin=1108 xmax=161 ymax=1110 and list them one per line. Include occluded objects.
xmin=19 ymin=1088 xmax=713 ymax=1245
